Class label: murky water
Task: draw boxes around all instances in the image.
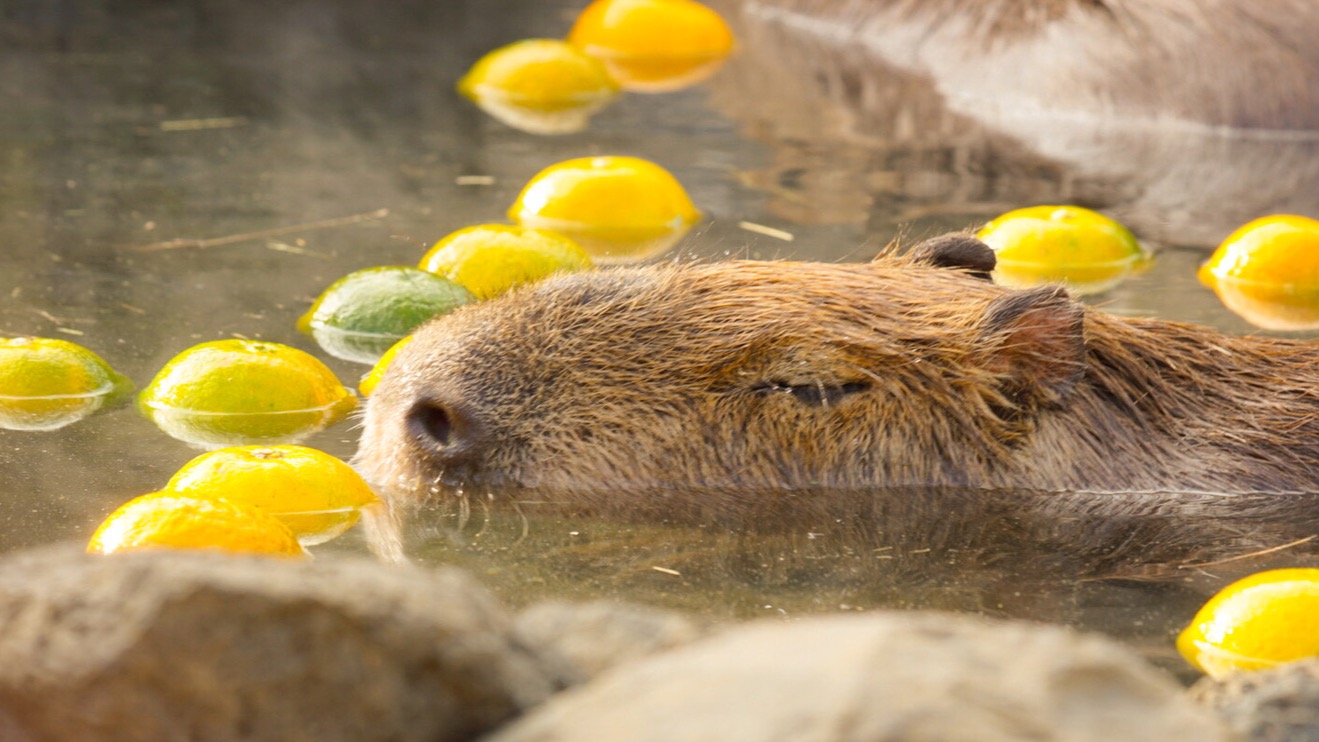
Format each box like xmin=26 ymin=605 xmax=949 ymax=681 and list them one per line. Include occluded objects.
xmin=3 ymin=0 xmax=1318 ymax=672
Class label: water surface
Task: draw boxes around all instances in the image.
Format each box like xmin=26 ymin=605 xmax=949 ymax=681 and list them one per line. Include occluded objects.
xmin=2 ymin=0 xmax=1317 ymax=670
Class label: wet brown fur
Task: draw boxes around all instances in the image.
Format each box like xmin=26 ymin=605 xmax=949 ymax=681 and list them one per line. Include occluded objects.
xmin=357 ymin=247 xmax=1319 ymax=557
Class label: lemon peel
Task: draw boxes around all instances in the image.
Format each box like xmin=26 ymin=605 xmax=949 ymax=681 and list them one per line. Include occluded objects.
xmin=508 ymin=156 xmax=700 ymax=263
xmin=569 ymin=0 xmax=735 ymax=92
xmin=299 ymin=266 xmax=473 ymax=364
xmin=1198 ymin=214 xmax=1319 ymax=330
xmin=88 ymin=491 xmax=306 ymax=557
xmin=977 ymin=205 xmax=1149 ymax=295
xmin=420 ymin=224 xmax=593 ymax=300
xmin=1178 ymin=568 xmax=1319 ymax=678
xmin=164 ymin=444 xmax=380 ymax=546
xmin=458 ymin=38 xmax=619 ymax=134
xmin=139 ymin=339 xmax=356 ymax=448
xmin=0 ymin=337 xmax=134 ymax=431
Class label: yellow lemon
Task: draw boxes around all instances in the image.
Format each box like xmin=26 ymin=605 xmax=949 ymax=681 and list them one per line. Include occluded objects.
xmin=508 ymin=156 xmax=700 ymax=263
xmin=164 ymin=444 xmax=380 ymax=545
xmin=298 ymin=266 xmax=473 ymax=364
xmin=87 ymin=491 xmax=305 ymax=557
xmin=420 ymin=224 xmax=593 ymax=299
xmin=458 ymin=38 xmax=620 ymax=134
xmin=1178 ymin=568 xmax=1319 ymax=678
xmin=139 ymin=339 xmax=356 ymax=449
xmin=569 ymin=0 xmax=735 ymax=92
xmin=1198 ymin=214 xmax=1319 ymax=330
xmin=359 ymin=335 xmax=413 ymax=397
xmin=0 ymin=337 xmax=134 ymax=431
xmin=977 ymin=205 xmax=1150 ymax=295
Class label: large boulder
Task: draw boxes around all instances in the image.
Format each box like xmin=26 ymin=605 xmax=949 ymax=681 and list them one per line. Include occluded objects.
xmin=1189 ymin=658 xmax=1319 ymax=741
xmin=0 ymin=546 xmax=558 ymax=742
xmin=486 ymin=611 xmax=1229 ymax=742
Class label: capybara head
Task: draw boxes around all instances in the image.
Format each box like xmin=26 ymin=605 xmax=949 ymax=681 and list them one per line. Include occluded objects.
xmin=356 ymin=237 xmax=1096 ymax=503
xmin=356 ymin=232 xmax=1319 ymax=549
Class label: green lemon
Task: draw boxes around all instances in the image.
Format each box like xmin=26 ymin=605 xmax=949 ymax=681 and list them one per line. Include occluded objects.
xmin=299 ymin=266 xmax=473 ymax=364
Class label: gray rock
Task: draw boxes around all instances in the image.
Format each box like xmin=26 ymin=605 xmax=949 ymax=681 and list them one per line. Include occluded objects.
xmin=1189 ymin=659 xmax=1319 ymax=741
xmin=486 ymin=611 xmax=1230 ymax=742
xmin=0 ymin=546 xmax=558 ymax=742
xmin=512 ymin=600 xmax=704 ymax=686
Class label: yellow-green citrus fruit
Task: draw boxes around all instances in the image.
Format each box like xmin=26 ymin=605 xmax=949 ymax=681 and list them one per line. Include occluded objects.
xmin=298 ymin=266 xmax=473 ymax=364
xmin=164 ymin=444 xmax=380 ymax=545
xmin=139 ymin=339 xmax=356 ymax=448
xmin=420 ymin=224 xmax=593 ymax=300
xmin=0 ymin=337 xmax=133 ymax=431
xmin=87 ymin=491 xmax=306 ymax=557
xmin=1198 ymin=214 xmax=1319 ymax=330
xmin=569 ymin=0 xmax=735 ymax=92
xmin=458 ymin=38 xmax=620 ymax=134
xmin=359 ymin=335 xmax=413 ymax=397
xmin=508 ymin=156 xmax=700 ymax=263
xmin=1178 ymin=568 xmax=1319 ymax=678
xmin=977 ymin=205 xmax=1150 ymax=295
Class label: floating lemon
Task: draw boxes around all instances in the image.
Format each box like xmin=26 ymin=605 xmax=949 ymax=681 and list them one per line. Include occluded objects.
xmin=458 ymin=38 xmax=620 ymax=134
xmin=0 ymin=337 xmax=133 ymax=431
xmin=977 ymin=205 xmax=1150 ymax=295
xmin=420 ymin=224 xmax=593 ymax=299
xmin=298 ymin=266 xmax=473 ymax=365
xmin=164 ymin=444 xmax=380 ymax=545
xmin=1198 ymin=214 xmax=1319 ymax=330
xmin=358 ymin=335 xmax=413 ymax=397
xmin=139 ymin=339 xmax=356 ymax=449
xmin=87 ymin=491 xmax=305 ymax=557
xmin=508 ymin=156 xmax=700 ymax=263
xmin=1178 ymin=568 xmax=1319 ymax=678
xmin=569 ymin=0 xmax=735 ymax=92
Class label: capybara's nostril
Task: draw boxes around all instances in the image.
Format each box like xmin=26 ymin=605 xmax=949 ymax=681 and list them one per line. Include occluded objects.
xmin=408 ymin=401 xmax=455 ymax=448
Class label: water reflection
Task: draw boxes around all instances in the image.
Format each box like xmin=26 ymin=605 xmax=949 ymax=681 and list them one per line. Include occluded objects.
xmin=370 ymin=483 xmax=1319 ymax=671
xmin=704 ymin=0 xmax=1319 ymax=249
xmin=2 ymin=0 xmax=1319 ymax=664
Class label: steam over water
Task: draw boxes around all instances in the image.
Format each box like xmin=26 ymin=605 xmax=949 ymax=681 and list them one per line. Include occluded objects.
xmin=2 ymin=0 xmax=1317 ymax=672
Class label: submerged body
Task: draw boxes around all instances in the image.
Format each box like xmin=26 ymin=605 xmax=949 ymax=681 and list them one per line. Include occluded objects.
xmin=742 ymin=0 xmax=1319 ymax=130
xmin=356 ymin=237 xmax=1319 ymax=575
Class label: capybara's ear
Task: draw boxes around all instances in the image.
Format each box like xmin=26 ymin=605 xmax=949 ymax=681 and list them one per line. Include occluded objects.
xmin=907 ymin=234 xmax=996 ymax=280
xmin=976 ymin=285 xmax=1085 ymax=403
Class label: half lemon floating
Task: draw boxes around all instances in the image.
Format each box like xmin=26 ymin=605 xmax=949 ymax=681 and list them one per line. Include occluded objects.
xmin=977 ymin=205 xmax=1149 ymax=295
xmin=1198 ymin=214 xmax=1319 ymax=330
xmin=458 ymin=38 xmax=620 ymax=134
xmin=508 ymin=156 xmax=700 ymax=263
xmin=1178 ymin=568 xmax=1319 ymax=678
xmin=87 ymin=491 xmax=306 ymax=558
xmin=139 ymin=339 xmax=356 ymax=449
xmin=0 ymin=337 xmax=133 ymax=431
xmin=164 ymin=444 xmax=380 ymax=546
xmin=569 ymin=0 xmax=735 ymax=92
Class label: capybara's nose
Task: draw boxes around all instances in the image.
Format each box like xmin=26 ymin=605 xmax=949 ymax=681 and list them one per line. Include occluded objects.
xmin=405 ymin=397 xmax=487 ymax=471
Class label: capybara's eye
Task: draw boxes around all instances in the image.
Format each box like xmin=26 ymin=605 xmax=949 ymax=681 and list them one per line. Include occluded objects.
xmin=750 ymin=380 xmax=871 ymax=407
xmin=407 ymin=401 xmax=455 ymax=448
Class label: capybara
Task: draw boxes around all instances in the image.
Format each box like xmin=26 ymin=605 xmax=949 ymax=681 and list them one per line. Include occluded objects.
xmin=355 ymin=236 xmax=1319 ymax=575
xmin=736 ymin=0 xmax=1319 ymax=130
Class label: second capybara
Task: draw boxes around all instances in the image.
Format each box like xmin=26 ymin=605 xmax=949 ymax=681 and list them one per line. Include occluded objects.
xmin=355 ymin=236 xmax=1319 ymax=574
xmin=734 ymin=0 xmax=1319 ymax=130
